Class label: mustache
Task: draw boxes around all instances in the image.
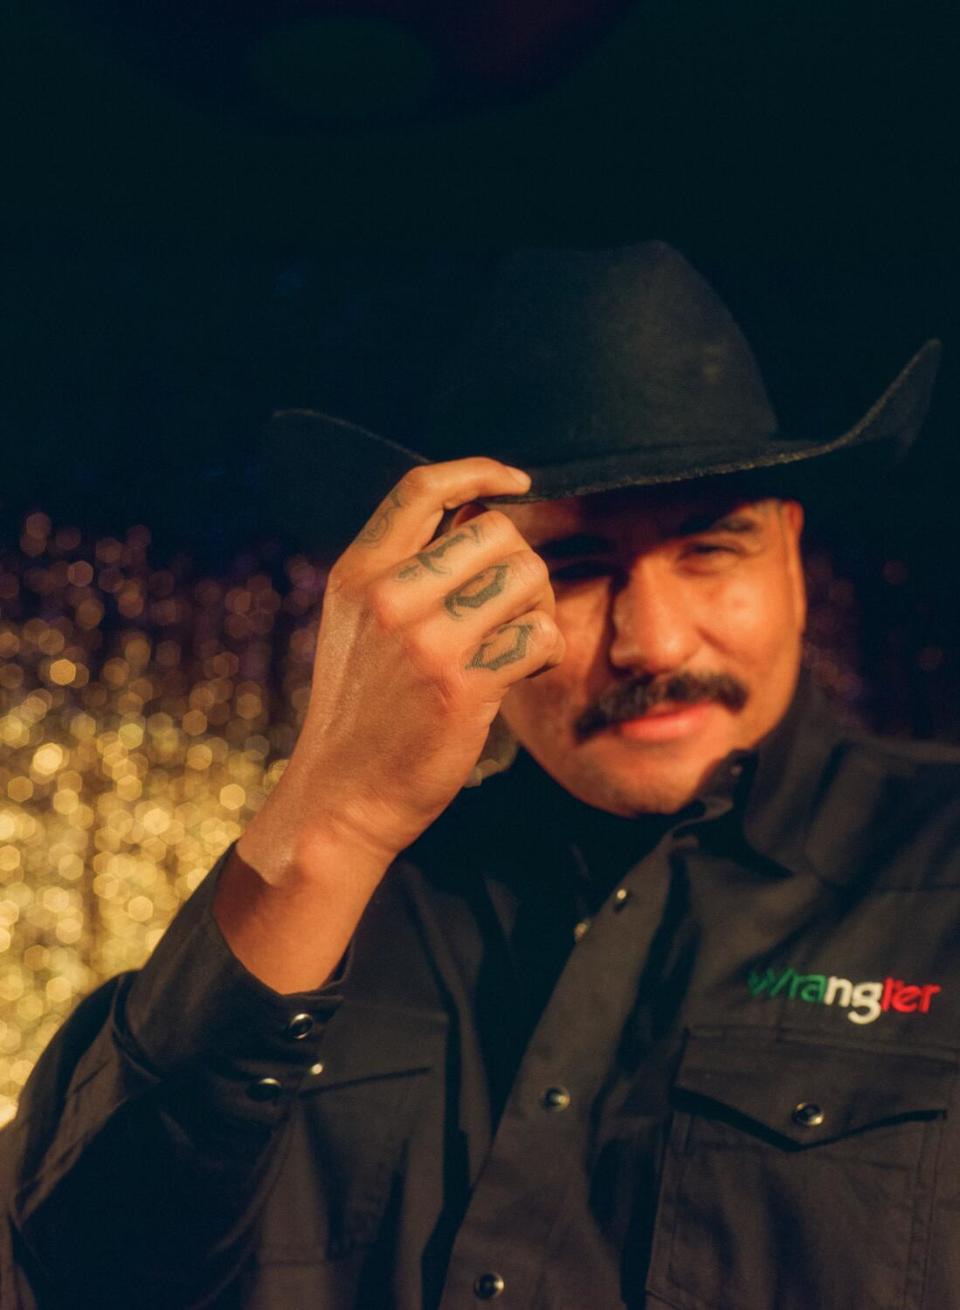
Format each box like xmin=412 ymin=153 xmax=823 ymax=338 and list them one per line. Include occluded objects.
xmin=573 ymin=671 xmax=749 ymax=741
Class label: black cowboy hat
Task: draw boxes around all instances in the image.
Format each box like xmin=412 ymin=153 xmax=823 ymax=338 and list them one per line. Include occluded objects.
xmin=265 ymin=242 xmax=941 ymax=548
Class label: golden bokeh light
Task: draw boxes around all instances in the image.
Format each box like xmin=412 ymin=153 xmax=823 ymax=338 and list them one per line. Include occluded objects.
xmin=0 ymin=519 xmax=325 ymax=1128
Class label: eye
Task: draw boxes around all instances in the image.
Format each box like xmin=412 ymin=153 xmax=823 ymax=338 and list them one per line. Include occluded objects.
xmin=679 ymin=540 xmax=741 ymax=570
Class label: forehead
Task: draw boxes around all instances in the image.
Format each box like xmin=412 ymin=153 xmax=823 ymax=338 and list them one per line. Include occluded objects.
xmin=498 ymin=482 xmax=774 ymax=545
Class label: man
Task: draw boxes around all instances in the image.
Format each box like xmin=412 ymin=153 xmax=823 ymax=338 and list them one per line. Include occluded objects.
xmin=1 ymin=244 xmax=955 ymax=1309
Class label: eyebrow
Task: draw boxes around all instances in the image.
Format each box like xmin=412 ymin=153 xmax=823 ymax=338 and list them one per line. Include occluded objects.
xmin=535 ymin=513 xmax=763 ymax=560
xmin=672 ymin=511 xmax=764 ymax=536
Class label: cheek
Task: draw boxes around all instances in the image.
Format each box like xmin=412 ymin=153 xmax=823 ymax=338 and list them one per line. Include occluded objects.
xmin=716 ymin=585 xmax=768 ymax=646
xmin=703 ymin=575 xmax=800 ymax=662
xmin=552 ymin=588 xmax=614 ymax=671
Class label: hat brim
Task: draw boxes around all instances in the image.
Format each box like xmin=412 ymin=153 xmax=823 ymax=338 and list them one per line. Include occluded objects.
xmin=484 ymin=338 xmax=943 ymax=503
xmin=264 ymin=339 xmax=941 ymax=548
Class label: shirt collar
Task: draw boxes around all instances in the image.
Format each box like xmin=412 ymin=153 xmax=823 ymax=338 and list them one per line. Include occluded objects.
xmin=456 ymin=668 xmax=854 ymax=889
xmin=733 ymin=668 xmax=851 ymax=882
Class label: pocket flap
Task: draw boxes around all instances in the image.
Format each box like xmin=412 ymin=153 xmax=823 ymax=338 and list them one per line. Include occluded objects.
xmin=674 ymin=1028 xmax=956 ymax=1145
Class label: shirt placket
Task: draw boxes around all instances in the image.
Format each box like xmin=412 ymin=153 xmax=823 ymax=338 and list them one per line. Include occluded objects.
xmin=438 ymin=830 xmax=679 ymax=1308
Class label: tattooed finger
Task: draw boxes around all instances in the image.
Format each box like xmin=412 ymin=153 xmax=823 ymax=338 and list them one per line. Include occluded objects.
xmin=396 ymin=524 xmax=481 ymax=581
xmin=466 ymin=622 xmax=534 ymax=672
xmin=444 ymin=564 xmax=508 ymax=619
xmin=357 ymin=487 xmax=404 ymax=547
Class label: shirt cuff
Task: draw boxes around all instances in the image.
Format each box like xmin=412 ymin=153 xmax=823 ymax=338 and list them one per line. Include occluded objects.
xmin=120 ymin=845 xmax=347 ymax=1105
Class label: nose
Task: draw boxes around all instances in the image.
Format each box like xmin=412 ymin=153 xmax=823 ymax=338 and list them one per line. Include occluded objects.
xmin=608 ymin=560 xmax=701 ymax=676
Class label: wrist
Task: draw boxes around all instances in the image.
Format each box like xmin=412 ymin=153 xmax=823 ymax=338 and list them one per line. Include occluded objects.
xmin=237 ymin=812 xmax=393 ymax=893
xmin=245 ymin=749 xmax=421 ymax=883
xmin=214 ymin=839 xmax=375 ymax=993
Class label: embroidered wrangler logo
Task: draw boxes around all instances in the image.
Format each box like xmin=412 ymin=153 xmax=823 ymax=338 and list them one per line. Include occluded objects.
xmin=747 ymin=967 xmax=941 ymax=1025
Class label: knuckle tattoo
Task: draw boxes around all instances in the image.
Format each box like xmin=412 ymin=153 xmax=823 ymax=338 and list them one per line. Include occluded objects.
xmin=357 ymin=487 xmax=404 ymax=547
xmin=443 ymin=564 xmax=509 ymax=619
xmin=395 ymin=526 xmax=480 ymax=582
xmin=465 ymin=622 xmax=534 ymax=672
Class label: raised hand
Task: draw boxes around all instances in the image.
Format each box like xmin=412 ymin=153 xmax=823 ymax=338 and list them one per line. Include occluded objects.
xmin=216 ymin=458 xmax=564 ymax=990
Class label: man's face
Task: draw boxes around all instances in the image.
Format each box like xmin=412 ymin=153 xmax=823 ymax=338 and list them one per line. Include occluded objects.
xmin=495 ymin=484 xmax=807 ymax=815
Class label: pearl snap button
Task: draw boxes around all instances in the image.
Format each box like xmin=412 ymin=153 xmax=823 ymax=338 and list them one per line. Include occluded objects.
xmin=474 ymin=1272 xmax=505 ymax=1299
xmin=792 ymin=1101 xmax=825 ymax=1127
xmin=285 ymin=1012 xmax=315 ymax=1040
xmin=540 ymin=1085 xmax=571 ymax=1111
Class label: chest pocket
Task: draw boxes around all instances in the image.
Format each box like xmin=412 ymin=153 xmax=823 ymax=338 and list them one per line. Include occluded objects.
xmin=646 ymin=1027 xmax=956 ymax=1310
xmin=255 ymin=1002 xmax=447 ymax=1267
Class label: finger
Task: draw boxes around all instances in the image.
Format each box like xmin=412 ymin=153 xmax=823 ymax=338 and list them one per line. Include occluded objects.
xmin=345 ymin=459 xmax=531 ymax=569
xmin=441 ymin=549 xmax=552 ymax=625
xmin=396 ymin=549 xmax=553 ymax=670
xmin=463 ymin=610 xmax=565 ymax=683
xmin=390 ymin=510 xmax=520 ymax=586
xmin=361 ymin=526 xmax=554 ymax=639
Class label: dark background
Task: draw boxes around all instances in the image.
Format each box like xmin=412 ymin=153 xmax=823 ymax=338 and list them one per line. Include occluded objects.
xmin=2 ymin=0 xmax=958 ymax=732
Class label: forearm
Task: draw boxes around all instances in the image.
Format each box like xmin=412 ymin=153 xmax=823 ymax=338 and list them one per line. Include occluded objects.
xmin=216 ymin=770 xmax=392 ymax=993
xmin=212 ymin=457 xmax=557 ymax=995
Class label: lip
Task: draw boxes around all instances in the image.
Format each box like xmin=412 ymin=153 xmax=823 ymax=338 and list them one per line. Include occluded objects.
xmin=613 ymin=702 xmax=714 ymax=743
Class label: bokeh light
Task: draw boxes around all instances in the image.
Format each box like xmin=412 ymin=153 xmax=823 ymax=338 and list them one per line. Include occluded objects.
xmin=0 ymin=516 xmax=324 ymax=1126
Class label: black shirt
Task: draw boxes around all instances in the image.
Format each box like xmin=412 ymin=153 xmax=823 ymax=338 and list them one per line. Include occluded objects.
xmin=4 ymin=673 xmax=960 ymax=1309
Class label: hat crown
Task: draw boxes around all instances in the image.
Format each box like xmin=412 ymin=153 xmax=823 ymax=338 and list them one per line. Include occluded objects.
xmin=425 ymin=241 xmax=778 ymax=467
xmin=265 ymin=244 xmax=940 ymax=547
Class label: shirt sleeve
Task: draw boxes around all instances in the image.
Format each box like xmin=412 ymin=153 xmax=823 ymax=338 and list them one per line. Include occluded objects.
xmin=0 ymin=845 xmax=346 ymax=1310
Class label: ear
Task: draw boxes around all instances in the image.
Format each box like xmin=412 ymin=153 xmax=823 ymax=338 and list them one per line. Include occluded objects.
xmin=778 ymin=498 xmax=804 ymax=539
xmin=778 ymin=499 xmax=807 ymax=633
